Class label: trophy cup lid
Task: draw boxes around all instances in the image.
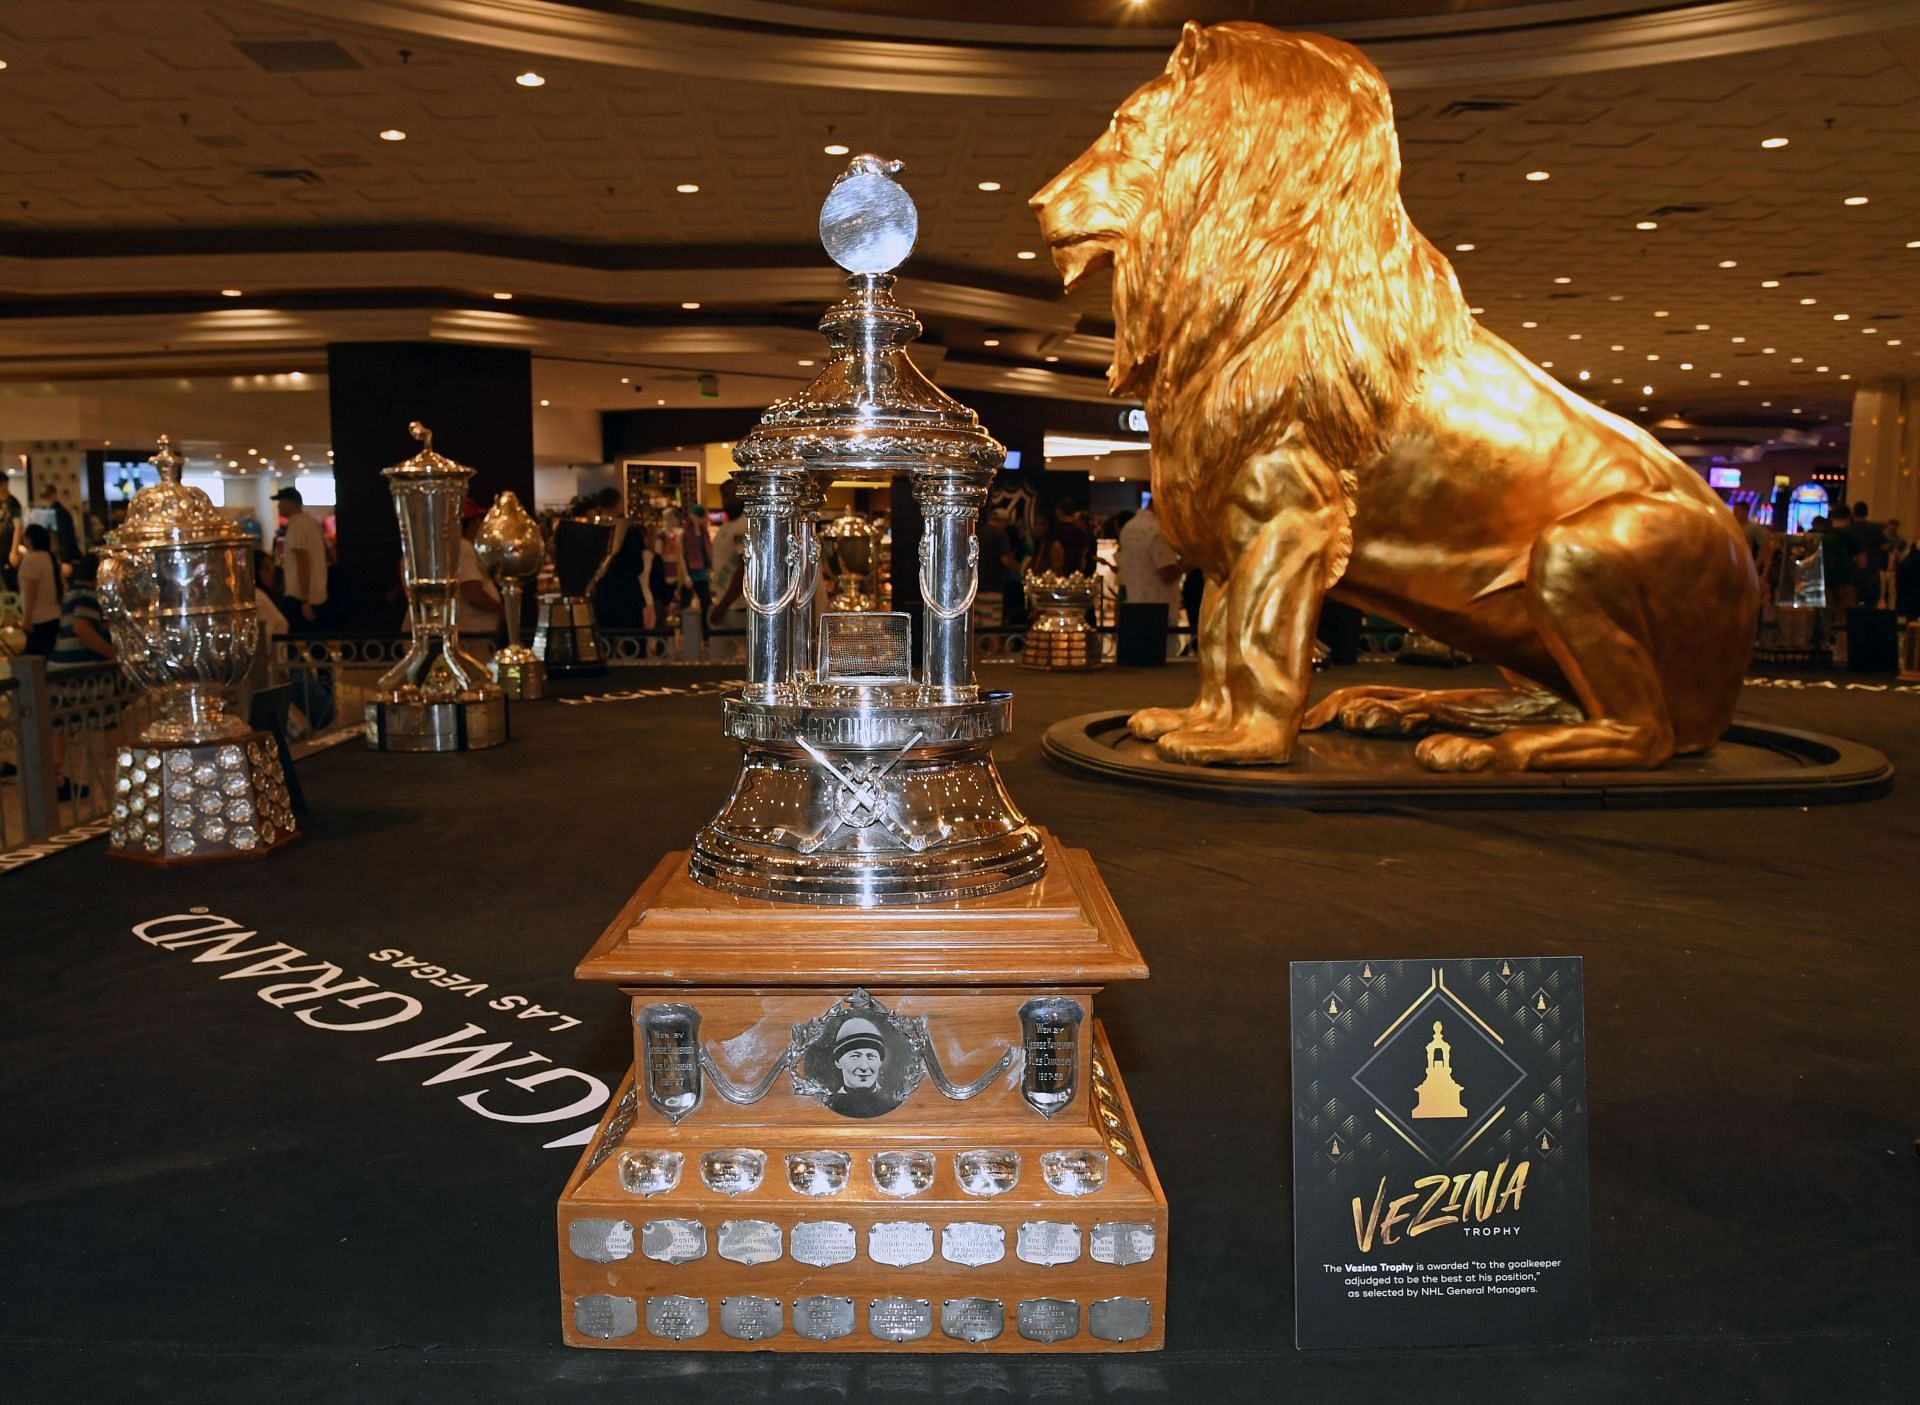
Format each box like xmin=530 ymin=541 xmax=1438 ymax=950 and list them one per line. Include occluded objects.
xmin=818 ymin=509 xmax=881 ymax=541
xmin=382 ymin=421 xmax=474 ymax=482
xmin=108 ymin=435 xmax=249 ymax=552
xmin=734 ymin=156 xmax=1004 ymax=481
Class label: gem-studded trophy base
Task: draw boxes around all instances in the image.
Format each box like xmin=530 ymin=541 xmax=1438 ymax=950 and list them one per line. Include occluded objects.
xmin=107 ymin=731 xmax=297 ymax=865
xmin=535 ymin=596 xmax=608 ymax=677
xmin=364 ymin=695 xmax=509 ymax=752
xmin=491 ymin=648 xmax=547 ymax=701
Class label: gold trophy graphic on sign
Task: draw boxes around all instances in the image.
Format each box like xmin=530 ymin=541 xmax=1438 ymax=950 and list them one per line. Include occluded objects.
xmin=1411 ymin=1021 xmax=1469 ymax=1119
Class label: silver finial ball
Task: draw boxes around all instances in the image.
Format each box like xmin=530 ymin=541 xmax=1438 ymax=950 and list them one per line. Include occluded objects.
xmin=819 ymin=155 xmax=917 ymax=275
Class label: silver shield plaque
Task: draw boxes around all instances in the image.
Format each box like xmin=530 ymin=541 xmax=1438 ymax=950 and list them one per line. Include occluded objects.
xmin=638 ymin=1003 xmax=702 ymax=1122
xmin=1016 ymin=1220 xmax=1082 ymax=1267
xmin=941 ymin=1297 xmax=1005 ymax=1343
xmin=1019 ymin=996 xmax=1083 ymax=1118
xmin=792 ymin=1294 xmax=856 ymax=1342
xmin=567 ymin=1218 xmax=635 ymax=1264
xmin=1040 ymin=1148 xmax=1108 ymax=1197
xmin=616 ymin=1148 xmax=683 ymax=1198
xmin=786 ymin=1149 xmax=851 ymax=1197
xmin=867 ymin=1221 xmax=934 ymax=1267
xmin=700 ymin=1148 xmax=766 ymax=1196
xmin=869 ymin=1296 xmax=933 ymax=1342
xmin=790 ymin=1220 xmax=857 ymax=1267
xmin=1090 ymin=1221 xmax=1157 ymax=1266
xmin=721 ymin=1295 xmax=783 ymax=1342
xmin=573 ymin=1293 xmax=637 ymax=1341
xmin=718 ymin=1219 xmax=783 ymax=1266
xmin=1089 ymin=1296 xmax=1153 ymax=1344
xmin=646 ymin=1294 xmax=709 ymax=1342
xmin=954 ymin=1148 xmax=1020 ymax=1197
xmin=1017 ymin=1298 xmax=1080 ymax=1344
xmin=940 ymin=1221 xmax=1006 ymax=1267
xmin=871 ymin=1149 xmax=936 ymax=1197
xmin=640 ymin=1218 xmax=708 ymax=1265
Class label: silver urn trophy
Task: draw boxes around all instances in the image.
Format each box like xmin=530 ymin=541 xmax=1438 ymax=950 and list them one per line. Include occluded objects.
xmin=687 ymin=155 xmax=1044 ymax=906
xmin=475 ymin=489 xmax=547 ymax=701
xmin=99 ymin=434 xmax=297 ymax=863
xmin=1021 ymin=571 xmax=1102 ymax=671
xmin=365 ymin=422 xmax=510 ymax=751
xmin=819 ymin=509 xmax=884 ymax=612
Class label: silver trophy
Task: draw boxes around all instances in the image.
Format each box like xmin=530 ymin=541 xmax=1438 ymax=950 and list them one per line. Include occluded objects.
xmin=474 ymin=490 xmax=547 ymax=700
xmin=1021 ymin=570 xmax=1101 ymax=670
xmin=365 ymin=422 xmax=509 ymax=751
xmin=687 ymin=156 xmax=1044 ymax=906
xmin=819 ymin=509 xmax=884 ymax=612
xmin=99 ymin=435 xmax=298 ymax=863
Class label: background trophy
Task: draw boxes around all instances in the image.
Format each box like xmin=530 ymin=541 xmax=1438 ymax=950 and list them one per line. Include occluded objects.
xmin=819 ymin=509 xmax=883 ymax=612
xmin=99 ymin=435 xmax=297 ymax=863
xmin=557 ymin=158 xmax=1168 ymax=1354
xmin=535 ymin=504 xmax=618 ymax=675
xmin=1022 ymin=570 xmax=1102 ymax=672
xmin=364 ymin=422 xmax=509 ymax=752
xmin=475 ymin=489 xmax=547 ymax=701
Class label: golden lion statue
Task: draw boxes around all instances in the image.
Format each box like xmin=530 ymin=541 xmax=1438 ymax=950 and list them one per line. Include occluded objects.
xmin=1031 ymin=21 xmax=1758 ymax=772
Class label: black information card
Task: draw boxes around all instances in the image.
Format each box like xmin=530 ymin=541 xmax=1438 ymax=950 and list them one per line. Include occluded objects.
xmin=1290 ymin=957 xmax=1590 ymax=1349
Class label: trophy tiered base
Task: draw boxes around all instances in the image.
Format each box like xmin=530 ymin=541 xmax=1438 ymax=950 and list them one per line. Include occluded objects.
xmin=490 ymin=645 xmax=547 ymax=701
xmin=536 ymin=595 xmax=609 ymax=677
xmin=558 ymin=834 xmax=1167 ymax=1352
xmin=365 ymin=694 xmax=509 ymax=752
xmin=107 ymin=731 xmax=298 ymax=864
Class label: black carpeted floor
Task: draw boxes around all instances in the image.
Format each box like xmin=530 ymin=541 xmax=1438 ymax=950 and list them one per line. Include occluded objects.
xmin=4 ymin=663 xmax=1917 ymax=1403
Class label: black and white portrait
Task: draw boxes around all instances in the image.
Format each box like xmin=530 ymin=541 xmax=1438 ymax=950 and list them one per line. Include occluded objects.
xmin=792 ymin=990 xmax=924 ymax=1119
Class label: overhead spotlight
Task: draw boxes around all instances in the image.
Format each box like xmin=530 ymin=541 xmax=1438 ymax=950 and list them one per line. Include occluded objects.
xmin=977 ymin=181 xmax=1002 ymax=192
xmin=538 ymin=398 xmax=550 ymax=406
xmin=698 ymin=373 xmax=719 ymax=398
xmin=823 ymin=143 xmax=850 ymax=156
xmin=492 ymin=291 xmax=513 ymax=300
xmin=379 ymin=128 xmax=406 ymax=142
xmin=1553 ymin=276 xmax=1571 ymax=284
xmin=1653 ymin=310 xmax=1669 ymax=318
xmin=1522 ymin=320 xmax=1538 ymax=329
xmin=1761 ymin=136 xmax=1790 ymax=149
xmin=1015 ymin=250 xmax=1038 ymax=260
xmin=1525 ymin=170 xmax=1550 ymax=182
xmin=1610 ymin=344 xmax=1625 ymax=351
xmin=1541 ymin=360 xmax=1555 ymax=368
xmin=515 ymin=71 xmax=545 ymax=88
xmin=1731 ymin=336 xmax=1745 ymax=343
xmin=1862 ymin=327 xmax=1877 ymax=334
xmin=1843 ymin=196 xmax=1869 ymax=206
xmin=1738 ymin=379 xmax=1750 ymax=385
xmin=1635 ymin=220 xmax=1658 ymax=230
xmin=1908 ymin=240 xmax=1920 ymax=249
xmin=1680 ymin=362 xmax=1693 ymax=370
xmin=983 ymin=338 xmax=1001 ymax=347
xmin=1577 ymin=370 xmax=1591 ymax=380
xmin=619 ymin=376 xmax=629 ymax=384
xmin=1889 ymin=339 xmax=1904 ymax=346
xmin=1799 ymin=297 xmax=1817 ymax=305
xmin=1717 ymin=260 xmax=1737 ymax=268
xmin=1647 ymin=353 xmax=1660 ymax=361
xmin=1762 ymin=347 xmax=1776 ymax=353
xmin=1709 ymin=372 xmax=1722 ymax=378
xmin=1840 ymin=373 xmax=1852 ymax=380
xmin=1790 ymin=356 xmax=1804 ymax=363
xmin=797 ymin=358 xmax=815 ymax=367
xmin=1454 ymin=242 xmax=1476 ymax=252
xmin=1694 ymin=323 xmax=1710 ymax=331
xmin=1642 ymin=385 xmax=1653 ymax=395
xmin=681 ymin=300 xmax=701 ymax=310
xmin=227 ymin=460 xmax=238 ymax=468
xmin=247 ymin=448 xmax=258 ymax=456
xmin=1761 ymin=279 xmax=1780 ymax=288
xmin=1761 ymin=400 xmax=1772 ymax=407
xmin=1832 ymin=312 xmax=1849 ymax=321
xmin=675 ymin=183 xmax=700 ymax=194
xmin=657 ymin=398 xmax=666 ymax=405
xmin=1044 ymin=354 xmax=1060 ymax=362
xmin=1816 ymin=364 xmax=1829 ymax=372
xmin=220 ymin=288 xmax=243 ymax=297
xmin=283 ymin=443 xmax=293 ymax=451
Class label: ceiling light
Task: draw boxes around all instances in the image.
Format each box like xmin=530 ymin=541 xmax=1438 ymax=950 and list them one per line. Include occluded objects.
xmin=1541 ymin=360 xmax=1554 ymax=368
xmin=379 ymin=128 xmax=406 ymax=142
xmin=1889 ymin=339 xmax=1904 ymax=346
xmin=1761 ymin=136 xmax=1790 ymax=149
xmin=1568 ymin=333 xmax=1582 ymax=340
xmin=1816 ymin=364 xmax=1828 ymax=371
xmin=1647 ymin=354 xmax=1660 ymax=361
xmin=492 ymin=291 xmax=512 ymax=300
xmin=1015 ymin=251 xmax=1037 ymax=260
xmin=823 ymin=143 xmax=849 ymax=156
xmin=515 ymin=71 xmax=545 ymax=88
xmin=1635 ymin=220 xmax=1658 ymax=230
xmin=1611 ymin=378 xmax=1623 ymax=384
xmin=982 ymin=338 xmax=1001 ymax=347
xmin=1454 ymin=243 xmax=1476 ymax=252
xmin=1843 ymin=196 xmax=1869 ymax=206
xmin=1610 ymin=344 xmax=1625 ymax=351
xmin=1522 ymin=320 xmax=1538 ymax=329
xmin=247 ymin=448 xmax=257 ymax=456
xmin=675 ymin=183 xmax=700 ymax=194
xmin=1840 ymin=373 xmax=1852 ymax=380
xmin=1763 ymin=347 xmax=1776 ymax=353
xmin=1577 ymin=370 xmax=1591 ymax=380
xmin=1553 ymin=276 xmax=1571 ymax=284
xmin=1761 ymin=279 xmax=1780 ymax=288
xmin=283 ymin=443 xmax=292 ymax=451
xmin=1525 ymin=170 xmax=1550 ymax=182
xmin=1907 ymin=240 xmax=1920 ymax=249
xmin=1709 ymin=372 xmax=1722 ymax=378
xmin=227 ymin=460 xmax=238 ymax=468
xmin=1739 ymin=379 xmax=1750 ymax=385
xmin=797 ymin=359 xmax=814 ymax=366
xmin=1799 ymin=297 xmax=1817 ymax=305
xmin=1761 ymin=400 xmax=1772 ymax=407
xmin=1469 ymin=306 xmax=1484 ymax=314
xmin=538 ymin=398 xmax=550 ymax=406
xmin=1791 ymin=407 xmax=1802 ymax=413
xmin=1717 ymin=260 xmax=1738 ymax=268
xmin=1608 ymin=294 xmax=1625 ymax=302
xmin=1680 ymin=362 xmax=1693 ymax=370
xmin=1694 ymin=323 xmax=1710 ymax=331
xmin=657 ymin=398 xmax=666 ymax=405
xmin=681 ymin=300 xmax=701 ymax=310
xmin=618 ymin=376 xmax=629 ymax=384
xmin=1642 ymin=385 xmax=1653 ymax=395
xmin=1044 ymin=355 xmax=1060 ymax=362
xmin=220 ymin=288 xmax=243 ymax=298
xmin=1790 ymin=356 xmax=1804 ymax=363
xmin=1654 ymin=310 xmax=1669 ymax=318
xmin=1862 ymin=327 xmax=1877 ymax=334
xmin=1832 ymin=312 xmax=1849 ymax=321
xmin=977 ymin=181 xmax=1002 ymax=192
xmin=1731 ymin=336 xmax=1745 ymax=343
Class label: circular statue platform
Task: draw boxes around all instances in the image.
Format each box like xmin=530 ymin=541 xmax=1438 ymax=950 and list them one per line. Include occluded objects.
xmin=1041 ymin=712 xmax=1894 ymax=809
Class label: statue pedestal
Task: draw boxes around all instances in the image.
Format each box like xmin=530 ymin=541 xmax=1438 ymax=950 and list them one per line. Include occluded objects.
xmin=106 ymin=731 xmax=298 ymax=864
xmin=557 ymin=833 xmax=1167 ymax=1352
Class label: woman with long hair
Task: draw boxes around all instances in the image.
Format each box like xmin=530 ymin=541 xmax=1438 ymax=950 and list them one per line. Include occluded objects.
xmin=17 ymin=522 xmax=61 ymax=656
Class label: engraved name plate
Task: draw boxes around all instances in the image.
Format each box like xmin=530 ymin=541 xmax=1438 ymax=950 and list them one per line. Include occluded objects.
xmin=567 ymin=1218 xmax=635 ymax=1264
xmin=1019 ymin=996 xmax=1083 ymax=1118
xmin=700 ymin=1148 xmax=766 ymax=1196
xmin=718 ymin=1219 xmax=783 ymax=1266
xmin=793 ymin=1294 xmax=856 ymax=1342
xmin=640 ymin=1218 xmax=708 ymax=1265
xmin=1090 ymin=1221 xmax=1157 ymax=1266
xmin=646 ymin=1294 xmax=709 ymax=1342
xmin=868 ymin=1221 xmax=935 ymax=1267
xmin=786 ymin=1149 xmax=851 ymax=1197
xmin=791 ymin=1220 xmax=857 ymax=1268
xmin=941 ymin=1297 xmax=1005 ymax=1343
xmin=1016 ymin=1220 xmax=1083 ymax=1267
xmin=1017 ymin=1297 xmax=1080 ymax=1344
xmin=721 ymin=1295 xmax=783 ymax=1342
xmin=872 ymin=1149 xmax=936 ymax=1198
xmin=1040 ymin=1148 xmax=1108 ymax=1197
xmin=940 ymin=1221 xmax=1006 ymax=1267
xmin=617 ymin=1149 xmax=683 ymax=1197
xmin=573 ymin=1294 xmax=637 ymax=1341
xmin=869 ymin=1297 xmax=933 ymax=1342
xmin=954 ymin=1148 xmax=1020 ymax=1197
xmin=639 ymin=1003 xmax=702 ymax=1122
xmin=1089 ymin=1296 xmax=1153 ymax=1343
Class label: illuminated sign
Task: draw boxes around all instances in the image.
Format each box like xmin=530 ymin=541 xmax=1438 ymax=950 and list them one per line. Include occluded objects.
xmin=1708 ymin=468 xmax=1741 ymax=488
xmin=1117 ymin=408 xmax=1150 ymax=434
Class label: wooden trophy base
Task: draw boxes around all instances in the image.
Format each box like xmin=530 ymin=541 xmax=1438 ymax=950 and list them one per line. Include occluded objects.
xmin=557 ymin=834 xmax=1167 ymax=1352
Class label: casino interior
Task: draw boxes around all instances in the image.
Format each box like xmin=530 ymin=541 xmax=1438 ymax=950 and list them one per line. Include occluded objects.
xmin=3 ymin=1 xmax=1918 ymax=1400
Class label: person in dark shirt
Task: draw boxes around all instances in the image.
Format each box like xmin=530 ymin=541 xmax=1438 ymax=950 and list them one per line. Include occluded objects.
xmin=1047 ymin=496 xmax=1093 ymax=575
xmin=1848 ymin=501 xmax=1887 ymax=609
xmin=50 ymin=552 xmax=113 ymax=667
xmin=1821 ymin=506 xmax=1857 ymax=609
xmin=40 ymin=483 xmax=80 ymax=564
xmin=0 ymin=470 xmax=22 ymax=591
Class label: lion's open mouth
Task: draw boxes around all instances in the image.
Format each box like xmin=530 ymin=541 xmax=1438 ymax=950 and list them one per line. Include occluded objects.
xmin=1046 ymin=235 xmax=1116 ymax=293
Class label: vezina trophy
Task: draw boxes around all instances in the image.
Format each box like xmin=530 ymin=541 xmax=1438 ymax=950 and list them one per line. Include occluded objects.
xmin=475 ymin=489 xmax=547 ymax=701
xmin=99 ymin=435 xmax=297 ymax=864
xmin=557 ymin=158 xmax=1168 ymax=1354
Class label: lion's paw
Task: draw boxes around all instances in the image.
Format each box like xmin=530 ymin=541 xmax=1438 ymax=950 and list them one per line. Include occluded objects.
xmin=1339 ymin=698 xmax=1432 ymax=737
xmin=1414 ymin=734 xmax=1498 ymax=773
xmin=1129 ymin=705 xmax=1201 ymax=741
xmin=1155 ymin=719 xmax=1288 ymax=766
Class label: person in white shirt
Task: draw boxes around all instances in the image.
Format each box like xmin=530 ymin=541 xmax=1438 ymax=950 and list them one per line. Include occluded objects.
xmin=273 ymin=487 xmax=330 ymax=628
xmin=16 ymin=523 xmax=62 ymax=655
xmin=1118 ymin=502 xmax=1184 ymax=659
xmin=455 ymin=499 xmax=501 ymax=641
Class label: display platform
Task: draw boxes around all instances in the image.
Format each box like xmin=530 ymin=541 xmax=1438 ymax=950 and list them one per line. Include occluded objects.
xmin=1043 ymin=709 xmax=1894 ymax=808
xmin=4 ymin=663 xmax=1916 ymax=1400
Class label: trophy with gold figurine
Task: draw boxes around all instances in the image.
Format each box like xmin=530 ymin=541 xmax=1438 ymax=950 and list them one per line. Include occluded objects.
xmin=475 ymin=489 xmax=547 ymax=701
xmin=556 ymin=157 xmax=1167 ymax=1354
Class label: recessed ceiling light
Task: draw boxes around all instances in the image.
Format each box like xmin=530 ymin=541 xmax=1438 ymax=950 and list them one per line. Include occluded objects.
xmin=1761 ymin=136 xmax=1790 ymax=149
xmin=1653 ymin=310 xmax=1669 ymax=318
xmin=1608 ymin=294 xmax=1625 ymax=302
xmin=1694 ymin=323 xmax=1710 ymax=331
xmin=379 ymin=128 xmax=406 ymax=142
xmin=1816 ymin=364 xmax=1828 ymax=371
xmin=657 ymin=398 xmax=666 ymax=405
xmin=1717 ymin=260 xmax=1738 ymax=268
xmin=1635 ymin=220 xmax=1658 ymax=230
xmin=1791 ymin=407 xmax=1802 ymax=413
xmin=1761 ymin=279 xmax=1780 ymax=288
xmin=1469 ymin=306 xmax=1484 ymax=314
xmin=619 ymin=376 xmax=629 ymax=384
xmin=247 ymin=448 xmax=258 ymax=456
xmin=675 ymin=183 xmax=700 ymax=194
xmin=1525 ymin=170 xmax=1550 ymax=182
xmin=1454 ymin=243 xmax=1476 ymax=252
xmin=823 ymin=143 xmax=850 ymax=156
xmin=1790 ymin=356 xmax=1804 ymax=363
xmin=1522 ymin=320 xmax=1538 ymax=329
xmin=1908 ymin=240 xmax=1920 ymax=249
xmin=1044 ymin=355 xmax=1060 ymax=362
xmin=538 ymin=398 xmax=550 ymax=406
xmin=1015 ymin=251 xmax=1037 ymax=260
xmin=1731 ymin=336 xmax=1745 ymax=343
xmin=982 ymin=338 xmax=1001 ymax=347
xmin=1610 ymin=344 xmax=1625 ymax=351
xmin=515 ymin=71 xmax=545 ymax=87
xmin=1761 ymin=400 xmax=1772 ymax=407
xmin=681 ymin=300 xmax=701 ymax=310
xmin=1843 ymin=196 xmax=1869 ymax=206
xmin=1840 ymin=373 xmax=1852 ymax=380
xmin=1739 ymin=379 xmax=1750 ymax=385
xmin=977 ymin=181 xmax=1002 ymax=192
xmin=283 ymin=443 xmax=292 ymax=451
xmin=1541 ymin=360 xmax=1555 ymax=368
xmin=1889 ymin=339 xmax=1904 ymax=346
xmin=1611 ymin=378 xmax=1623 ymax=384
xmin=1799 ymin=297 xmax=1816 ymax=305
xmin=220 ymin=288 xmax=243 ymax=297
xmin=1642 ymin=386 xmax=1653 ymax=395
xmin=1832 ymin=312 xmax=1849 ymax=321
xmin=1862 ymin=327 xmax=1877 ymax=334
xmin=1553 ymin=276 xmax=1571 ymax=284
xmin=1577 ymin=370 xmax=1591 ymax=380
xmin=797 ymin=359 xmax=814 ymax=366
xmin=1709 ymin=372 xmax=1722 ymax=378
xmin=1680 ymin=362 xmax=1694 ymax=370
xmin=1568 ymin=333 xmax=1582 ymax=340
xmin=492 ymin=291 xmax=512 ymax=300
xmin=1763 ymin=347 xmax=1776 ymax=353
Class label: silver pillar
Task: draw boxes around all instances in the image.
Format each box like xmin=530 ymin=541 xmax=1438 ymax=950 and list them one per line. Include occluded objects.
xmin=913 ymin=469 xmax=988 ymax=698
xmin=739 ymin=469 xmax=805 ymax=700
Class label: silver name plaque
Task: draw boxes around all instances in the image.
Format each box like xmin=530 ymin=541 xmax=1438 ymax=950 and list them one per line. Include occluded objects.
xmin=1019 ymin=996 xmax=1082 ymax=1118
xmin=1090 ymin=1221 xmax=1157 ymax=1266
xmin=573 ymin=1294 xmax=637 ymax=1341
xmin=786 ymin=1149 xmax=851 ymax=1197
xmin=792 ymin=1294 xmax=856 ymax=1342
xmin=640 ymin=1218 xmax=707 ymax=1265
xmin=718 ymin=1218 xmax=783 ymax=1266
xmin=790 ymin=1220 xmax=857 ymax=1267
xmin=872 ymin=1149 xmax=936 ymax=1197
xmin=941 ymin=1297 xmax=1005 ymax=1343
xmin=638 ymin=1003 xmax=702 ymax=1122
xmin=646 ymin=1294 xmax=709 ymax=1342
xmin=616 ymin=1148 xmax=683 ymax=1198
xmin=1040 ymin=1148 xmax=1108 ymax=1197
xmin=868 ymin=1220 xmax=934 ymax=1267
xmin=940 ymin=1221 xmax=1007 ymax=1267
xmin=721 ymin=1295 xmax=783 ymax=1342
xmin=954 ymin=1147 xmax=1020 ymax=1197
xmin=700 ymin=1148 xmax=766 ymax=1196
xmin=1016 ymin=1220 xmax=1083 ymax=1267
xmin=1017 ymin=1297 xmax=1080 ymax=1344
xmin=869 ymin=1296 xmax=933 ymax=1342
xmin=567 ymin=1218 xmax=635 ymax=1264
xmin=1089 ymin=1296 xmax=1153 ymax=1344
